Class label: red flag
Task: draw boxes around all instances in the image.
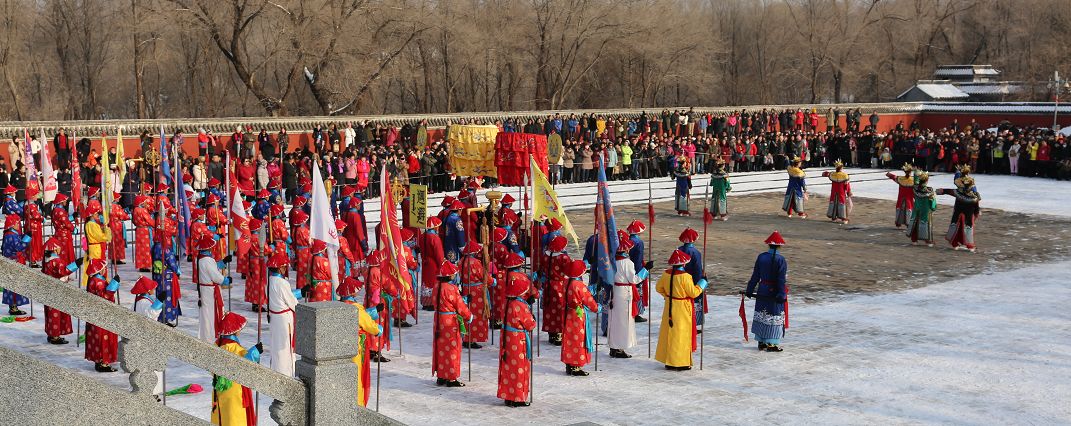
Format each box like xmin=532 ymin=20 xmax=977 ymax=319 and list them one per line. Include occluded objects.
xmin=647 ymin=203 xmax=655 ymax=227
xmin=703 ymin=207 xmax=714 ymax=225
xmin=379 ymin=166 xmax=415 ymax=320
xmin=738 ymin=293 xmax=749 ymax=342
xmin=72 ymin=161 xmax=83 ymax=215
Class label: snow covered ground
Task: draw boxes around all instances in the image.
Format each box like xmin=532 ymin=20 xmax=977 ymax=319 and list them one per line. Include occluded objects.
xmin=1 ymin=168 xmax=1069 ymax=424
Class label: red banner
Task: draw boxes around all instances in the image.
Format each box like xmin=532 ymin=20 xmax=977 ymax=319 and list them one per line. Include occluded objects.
xmin=494 ymin=133 xmax=548 ymax=186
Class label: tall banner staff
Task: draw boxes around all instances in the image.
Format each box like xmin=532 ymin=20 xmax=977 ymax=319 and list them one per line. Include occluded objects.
xmin=525 ymin=152 xmax=540 ymax=358
xmin=699 ymin=173 xmax=713 ymax=371
xmin=647 ymin=168 xmax=654 ymax=358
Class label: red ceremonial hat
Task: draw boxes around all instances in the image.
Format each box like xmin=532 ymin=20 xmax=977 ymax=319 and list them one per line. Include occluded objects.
xmin=293 ymin=196 xmax=308 ymax=206
xmin=290 ymin=210 xmax=309 ymax=226
xmin=25 ymin=185 xmax=39 ymax=199
xmin=43 ymin=237 xmax=63 ymax=254
xmin=243 ymin=200 xmax=252 ymax=210
xmin=565 ymin=259 xmax=586 ymax=278
xmin=84 ymin=200 xmax=103 ymax=216
xmin=53 ymin=193 xmax=69 ymax=204
xmin=501 ymin=194 xmax=516 ymax=204
xmin=191 ymin=208 xmax=206 ymax=219
xmin=208 ymin=178 xmax=221 ymax=187
xmin=141 ymin=183 xmax=153 ymax=193
xmin=3 ymin=185 xmax=16 ymax=194
xmin=270 ymin=204 xmax=285 ymax=217
xmin=462 ymin=240 xmax=482 ymax=255
xmin=504 ymin=252 xmax=525 ymax=269
xmin=267 ymin=251 xmax=289 ymax=268
xmin=548 ymin=235 xmax=567 ymax=253
xmin=218 ymin=312 xmax=247 ymax=336
xmin=183 ymin=172 xmax=193 ymax=183
xmin=195 ymin=236 xmax=217 ymax=251
xmin=135 ymin=195 xmax=151 ymax=207
xmin=679 ymin=228 xmax=699 ymax=244
xmin=5 ymin=214 xmax=19 ymax=229
xmin=764 ymin=231 xmax=786 ymax=246
xmin=301 ymin=183 xmax=312 ymax=194
xmin=156 ymin=183 xmax=169 ymax=193
xmin=206 ymin=194 xmax=220 ymax=205
xmin=87 ymin=259 xmax=108 ymax=276
xmin=505 ymin=273 xmax=530 ymax=298
xmin=449 ymin=200 xmax=466 ymax=211
xmin=426 ymin=216 xmax=442 ymax=228
xmin=311 ymin=240 xmax=328 ymax=254
xmin=438 ymin=260 xmax=459 ymax=277
xmin=87 ymin=186 xmax=100 ymax=198
xmin=668 ymin=249 xmax=691 ymax=266
xmin=257 ymin=189 xmax=270 ymax=198
xmin=500 ymin=209 xmax=518 ymax=226
xmin=337 ymin=277 xmax=362 ymax=298
xmin=627 ymin=220 xmax=646 ymax=235
xmin=440 ymin=196 xmax=456 ymax=207
xmin=130 ymin=276 xmax=158 ymax=294
xmin=341 ymin=185 xmax=356 ymax=197
xmin=367 ymin=250 xmax=383 ymax=267
xmin=334 ymin=219 xmax=347 ymax=231
xmin=466 ymin=180 xmax=479 ymax=189
xmin=617 ymin=236 xmax=635 ymax=253
xmin=299 ymin=176 xmax=311 ymax=186
xmin=546 ymin=218 xmax=563 ymax=232
xmin=400 ymin=228 xmax=415 ymax=242
xmin=493 ymin=227 xmax=508 ymax=242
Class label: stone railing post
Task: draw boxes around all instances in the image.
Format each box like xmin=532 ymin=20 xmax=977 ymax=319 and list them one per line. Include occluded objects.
xmin=294 ymin=302 xmax=361 ymax=424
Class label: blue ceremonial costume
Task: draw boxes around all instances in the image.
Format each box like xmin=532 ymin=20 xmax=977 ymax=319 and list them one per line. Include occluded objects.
xmin=745 ymin=249 xmax=788 ymax=346
xmin=3 ymin=228 xmax=31 ymax=308
xmin=3 ymin=196 xmax=23 ymax=216
xmin=677 ymin=242 xmax=705 ymax=326
xmin=152 ymin=242 xmax=183 ymax=324
xmin=628 ymin=233 xmax=647 ymax=315
xmin=443 ymin=210 xmax=466 ymax=263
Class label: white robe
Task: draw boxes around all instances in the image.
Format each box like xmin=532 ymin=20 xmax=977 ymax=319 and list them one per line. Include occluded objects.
xmin=608 ymin=257 xmax=641 ymax=350
xmin=268 ymin=274 xmax=300 ymax=377
xmin=133 ymin=297 xmax=164 ymax=395
xmin=197 ymin=256 xmax=225 ymax=343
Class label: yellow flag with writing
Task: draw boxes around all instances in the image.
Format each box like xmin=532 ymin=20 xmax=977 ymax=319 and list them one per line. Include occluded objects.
xmin=531 ymin=157 xmax=579 ymax=247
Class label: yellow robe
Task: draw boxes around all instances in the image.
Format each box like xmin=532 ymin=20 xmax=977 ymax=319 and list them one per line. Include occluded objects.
xmin=654 ymin=271 xmax=703 ymax=367
xmin=85 ymin=220 xmax=111 ymax=261
xmin=212 ymin=342 xmax=254 ymax=426
xmin=346 ymin=301 xmax=382 ymax=407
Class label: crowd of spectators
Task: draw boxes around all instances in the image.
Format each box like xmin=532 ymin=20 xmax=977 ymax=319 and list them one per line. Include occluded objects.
xmin=1 ymin=108 xmax=1069 ymax=207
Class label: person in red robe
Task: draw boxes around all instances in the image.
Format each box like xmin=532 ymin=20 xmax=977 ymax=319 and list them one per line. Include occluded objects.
xmin=306 ymin=240 xmax=333 ymax=302
xmin=244 ymin=219 xmax=267 ymax=311
xmin=268 ymin=204 xmax=290 ymax=276
xmin=497 ymin=252 xmax=536 ymax=407
xmin=132 ymin=195 xmax=155 ymax=271
xmin=363 ymin=250 xmax=392 ymax=361
xmin=887 ymin=163 xmax=916 ymax=228
xmin=108 ymin=196 xmax=129 ymax=265
xmin=542 ymin=235 xmax=570 ymax=346
xmin=490 ymin=227 xmax=512 ymax=326
xmin=561 ymin=259 xmax=598 ymax=376
xmin=41 ymin=238 xmax=77 ymax=345
xmin=23 ymin=186 xmax=45 ymax=266
xmin=459 ymin=240 xmax=489 ymax=348
xmin=432 ymin=260 xmax=473 ymax=387
xmin=392 ymin=229 xmax=419 ymax=327
xmin=418 ymin=217 xmax=444 ymax=309
xmin=236 ymin=156 xmax=257 ymax=198
xmin=343 ymin=196 xmax=368 ymax=258
xmin=334 ymin=219 xmax=358 ymax=280
xmin=50 ymin=194 xmax=76 ymax=265
xmin=290 ymin=195 xmax=308 ymax=236
xmin=84 ymin=259 xmax=119 ymax=372
xmin=291 ymin=210 xmax=312 ymax=290
xmin=205 ymin=194 xmax=228 ymax=261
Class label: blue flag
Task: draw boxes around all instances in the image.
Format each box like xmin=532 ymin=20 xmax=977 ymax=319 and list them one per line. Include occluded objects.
xmin=175 ymin=163 xmax=191 ymax=258
xmin=593 ymin=152 xmax=618 ymax=286
xmin=159 ymin=125 xmax=172 ymax=186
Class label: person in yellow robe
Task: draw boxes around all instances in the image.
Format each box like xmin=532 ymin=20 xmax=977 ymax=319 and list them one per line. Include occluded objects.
xmin=211 ymin=312 xmax=262 ymax=426
xmin=338 ymin=278 xmax=383 ymax=407
xmin=655 ymin=249 xmax=706 ymax=371
xmin=84 ymin=200 xmax=112 ymax=261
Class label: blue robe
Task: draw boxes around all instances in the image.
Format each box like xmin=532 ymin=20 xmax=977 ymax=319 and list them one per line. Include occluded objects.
xmin=251 ymin=200 xmax=270 ymax=221
xmin=443 ymin=211 xmax=466 ymax=263
xmin=677 ymin=243 xmax=705 ymax=325
xmin=3 ymin=230 xmax=30 ymax=307
xmin=628 ymin=234 xmax=647 ymax=313
xmin=3 ymin=197 xmax=23 ymax=216
xmin=745 ymin=250 xmax=788 ymax=344
xmin=783 ymin=173 xmax=807 ymax=214
xmin=674 ymin=172 xmax=691 ymax=212
xmin=152 ymin=242 xmax=183 ymax=323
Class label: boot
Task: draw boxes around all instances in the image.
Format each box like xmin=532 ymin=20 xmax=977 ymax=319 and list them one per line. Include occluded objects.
xmin=436 ymin=378 xmax=447 ymax=386
xmin=634 ymin=315 xmax=647 ymax=323
xmin=505 ymin=400 xmax=531 ymax=407
xmin=609 ymin=349 xmax=632 ymax=359
xmin=95 ymin=362 xmax=117 ymax=373
xmin=758 ymin=342 xmax=768 ymax=350
xmin=393 ymin=319 xmax=413 ymax=328
xmin=422 ymin=305 xmax=435 ymax=312
xmin=566 ymin=366 xmax=589 ymax=376
xmin=8 ymin=307 xmax=26 ymax=316
xmin=764 ymin=345 xmax=784 ymax=352
xmin=463 ymin=342 xmax=483 ymax=349
xmin=48 ymin=336 xmax=69 ymax=345
xmin=491 ymin=321 xmax=502 ymax=330
xmin=445 ymin=380 xmax=465 ymax=387
xmin=548 ymin=334 xmax=562 ymax=346
xmin=138 ymin=268 xmax=151 ymax=273
xmin=370 ymin=351 xmax=391 ymax=363
xmin=250 ymin=304 xmax=261 ymax=313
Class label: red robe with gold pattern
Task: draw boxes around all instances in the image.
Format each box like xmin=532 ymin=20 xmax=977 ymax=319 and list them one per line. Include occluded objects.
xmin=206 ymin=207 xmax=228 ymax=261
xmin=108 ymin=204 xmax=128 ymax=263
xmin=293 ymin=226 xmax=311 ymax=289
xmin=459 ymin=254 xmax=489 ymax=343
xmin=561 ymin=278 xmax=598 ymax=367
xmin=51 ymin=206 xmax=75 ymax=265
xmin=363 ymin=265 xmax=389 ymax=352
xmin=418 ymin=231 xmax=444 ymax=307
xmin=132 ymin=206 xmax=154 ymax=269
xmin=542 ymin=252 xmax=570 ymax=335
xmin=42 ymin=258 xmax=74 ymax=338
xmin=84 ymin=274 xmax=118 ymax=364
xmin=25 ymin=202 xmax=45 ymax=264
xmin=432 ymin=281 xmax=472 ymax=380
xmin=497 ymin=293 xmax=536 ymax=402
xmin=243 ymin=240 xmax=267 ymax=305
xmin=308 ymin=253 xmax=332 ymax=302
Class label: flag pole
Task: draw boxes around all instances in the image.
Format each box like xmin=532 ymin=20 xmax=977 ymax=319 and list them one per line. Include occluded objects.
xmin=225 ymin=151 xmax=232 ymax=312
xmin=527 ymin=152 xmax=540 ymax=358
xmin=700 ymin=170 xmax=711 ymax=371
xmin=647 ymin=173 xmax=654 ymax=358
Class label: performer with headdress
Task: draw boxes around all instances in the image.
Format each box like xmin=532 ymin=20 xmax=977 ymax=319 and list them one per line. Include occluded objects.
xmin=708 ymin=160 xmax=732 ymax=221
xmin=267 ymin=250 xmax=301 ymax=377
xmin=608 ymin=235 xmax=648 ymax=359
xmin=419 ymin=217 xmax=445 ymax=310
xmin=459 ymin=241 xmax=490 ymax=348
xmin=782 ymin=157 xmax=808 ymax=218
xmin=41 ymin=237 xmax=78 ymax=344
xmin=822 ymin=160 xmax=853 ymax=224
xmin=907 ymin=171 xmax=937 ymax=247
xmin=84 ymin=259 xmax=120 ymax=371
xmin=886 ymin=163 xmax=915 ymax=228
xmin=673 ymin=157 xmax=692 ymax=216
xmin=655 ymin=249 xmax=705 ymax=370
xmin=561 ymin=259 xmax=598 ymax=376
xmin=210 ymin=312 xmax=262 ymax=426
xmin=337 ymin=277 xmax=381 ymax=406
xmin=2 ymin=214 xmax=31 ymax=316
xmin=938 ymin=167 xmax=982 ymax=252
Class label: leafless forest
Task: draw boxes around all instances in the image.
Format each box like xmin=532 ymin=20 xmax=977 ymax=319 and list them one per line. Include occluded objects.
xmin=1 ymin=0 xmax=1068 ymax=121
